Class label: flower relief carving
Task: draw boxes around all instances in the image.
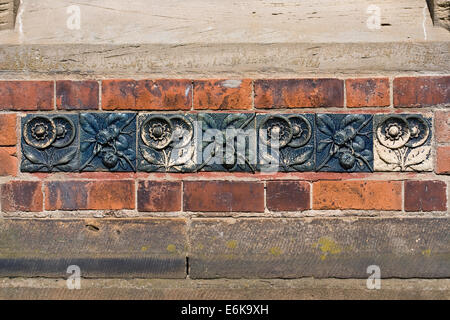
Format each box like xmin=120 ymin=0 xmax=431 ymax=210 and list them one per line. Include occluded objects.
xmin=138 ymin=114 xmax=196 ymax=172
xmin=315 ymin=114 xmax=373 ymax=172
xmin=21 ymin=115 xmax=79 ymax=172
xmin=257 ymin=114 xmax=314 ymax=172
xmin=80 ymin=113 xmax=136 ymax=172
xmin=374 ymin=115 xmax=432 ymax=171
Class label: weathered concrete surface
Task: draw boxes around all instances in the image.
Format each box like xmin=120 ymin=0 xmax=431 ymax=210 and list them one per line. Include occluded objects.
xmin=0 ymin=278 xmax=449 ymax=300
xmin=0 ymin=219 xmax=187 ymax=278
xmin=189 ymin=217 xmax=450 ymax=279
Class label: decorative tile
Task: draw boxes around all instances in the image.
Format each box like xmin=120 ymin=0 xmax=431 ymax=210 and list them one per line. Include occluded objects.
xmin=80 ymin=113 xmax=136 ymax=172
xmin=21 ymin=114 xmax=79 ymax=172
xmin=256 ymin=114 xmax=315 ymax=172
xmin=374 ymin=114 xmax=432 ymax=171
xmin=315 ymin=114 xmax=373 ymax=172
xmin=195 ymin=113 xmax=256 ymax=172
xmin=137 ymin=114 xmax=197 ymax=172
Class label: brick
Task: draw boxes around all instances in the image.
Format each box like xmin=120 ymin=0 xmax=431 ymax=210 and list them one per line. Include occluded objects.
xmin=394 ymin=76 xmax=450 ymax=107
xmin=102 ymin=79 xmax=192 ymax=110
xmin=0 ymin=218 xmax=187 ymax=278
xmin=45 ymin=180 xmax=135 ymax=210
xmin=0 ymin=147 xmax=17 ymax=176
xmin=183 ymin=181 xmax=264 ymax=212
xmin=138 ymin=181 xmax=181 ymax=212
xmin=313 ymin=180 xmax=402 ymax=210
xmin=56 ymin=80 xmax=99 ymax=110
xmin=1 ymin=181 xmax=43 ymax=212
xmin=189 ymin=217 xmax=450 ymax=279
xmin=266 ymin=181 xmax=310 ymax=211
xmin=436 ymin=146 xmax=450 ymax=175
xmin=405 ymin=181 xmax=447 ymax=212
xmin=435 ymin=110 xmax=450 ymax=143
xmin=0 ymin=81 xmax=53 ymax=110
xmin=254 ymin=79 xmax=344 ymax=109
xmin=193 ymin=79 xmax=252 ymax=110
xmin=0 ymin=114 xmax=16 ymax=146
xmin=346 ymin=78 xmax=390 ymax=107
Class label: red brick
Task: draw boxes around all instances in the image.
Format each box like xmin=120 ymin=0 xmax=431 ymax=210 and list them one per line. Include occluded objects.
xmin=1 ymin=181 xmax=43 ymax=212
xmin=183 ymin=181 xmax=264 ymax=212
xmin=435 ymin=110 xmax=450 ymax=143
xmin=346 ymin=78 xmax=390 ymax=107
xmin=394 ymin=76 xmax=450 ymax=107
xmin=436 ymin=146 xmax=450 ymax=175
xmin=193 ymin=79 xmax=252 ymax=110
xmin=0 ymin=147 xmax=17 ymax=176
xmin=254 ymin=79 xmax=344 ymax=109
xmin=266 ymin=181 xmax=310 ymax=211
xmin=405 ymin=181 xmax=447 ymax=212
xmin=313 ymin=180 xmax=402 ymax=210
xmin=45 ymin=180 xmax=134 ymax=210
xmin=56 ymin=80 xmax=99 ymax=110
xmin=138 ymin=181 xmax=181 ymax=212
xmin=102 ymin=79 xmax=192 ymax=110
xmin=0 ymin=81 xmax=53 ymax=110
xmin=0 ymin=114 xmax=17 ymax=146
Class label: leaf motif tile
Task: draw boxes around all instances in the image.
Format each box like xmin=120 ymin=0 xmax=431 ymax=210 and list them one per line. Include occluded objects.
xmin=374 ymin=114 xmax=432 ymax=171
xmin=137 ymin=114 xmax=197 ymax=172
xmin=79 ymin=113 xmax=136 ymax=172
xmin=256 ymin=114 xmax=315 ymax=172
xmin=21 ymin=114 xmax=79 ymax=172
xmin=315 ymin=114 xmax=373 ymax=172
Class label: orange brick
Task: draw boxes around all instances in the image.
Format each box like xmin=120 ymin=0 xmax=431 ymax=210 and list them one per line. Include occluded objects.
xmin=394 ymin=76 xmax=450 ymax=107
xmin=0 ymin=147 xmax=17 ymax=176
xmin=1 ymin=181 xmax=43 ymax=212
xmin=193 ymin=79 xmax=252 ymax=110
xmin=0 ymin=81 xmax=53 ymax=110
xmin=435 ymin=110 xmax=450 ymax=143
xmin=0 ymin=114 xmax=17 ymax=146
xmin=56 ymin=80 xmax=99 ymax=110
xmin=313 ymin=180 xmax=402 ymax=210
xmin=254 ymin=79 xmax=344 ymax=109
xmin=102 ymin=79 xmax=192 ymax=110
xmin=45 ymin=180 xmax=135 ymax=210
xmin=436 ymin=146 xmax=450 ymax=175
xmin=346 ymin=78 xmax=390 ymax=107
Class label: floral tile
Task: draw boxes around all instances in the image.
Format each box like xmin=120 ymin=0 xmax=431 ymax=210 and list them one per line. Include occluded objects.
xmin=256 ymin=114 xmax=315 ymax=172
xmin=315 ymin=114 xmax=373 ymax=172
xmin=374 ymin=114 xmax=432 ymax=171
xmin=79 ymin=113 xmax=136 ymax=172
xmin=21 ymin=114 xmax=79 ymax=172
xmin=195 ymin=113 xmax=257 ymax=172
xmin=137 ymin=114 xmax=197 ymax=173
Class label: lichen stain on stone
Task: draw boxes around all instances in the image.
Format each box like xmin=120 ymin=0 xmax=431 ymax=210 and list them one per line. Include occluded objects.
xmin=226 ymin=240 xmax=238 ymax=249
xmin=141 ymin=246 xmax=148 ymax=252
xmin=167 ymin=244 xmax=176 ymax=253
xmin=315 ymin=237 xmax=342 ymax=261
xmin=221 ymin=80 xmax=242 ymax=88
xmin=422 ymin=249 xmax=431 ymax=257
xmin=269 ymin=247 xmax=283 ymax=256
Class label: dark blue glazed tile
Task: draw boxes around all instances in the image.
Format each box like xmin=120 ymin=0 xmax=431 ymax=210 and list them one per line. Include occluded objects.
xmin=315 ymin=114 xmax=373 ymax=172
xmin=195 ymin=113 xmax=256 ymax=172
xmin=374 ymin=114 xmax=432 ymax=171
xmin=21 ymin=114 xmax=79 ymax=172
xmin=79 ymin=113 xmax=136 ymax=172
xmin=256 ymin=114 xmax=315 ymax=172
xmin=137 ymin=114 xmax=197 ymax=173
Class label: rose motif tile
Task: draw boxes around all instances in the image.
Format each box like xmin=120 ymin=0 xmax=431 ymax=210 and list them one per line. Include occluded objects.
xmin=195 ymin=113 xmax=257 ymax=172
xmin=256 ymin=114 xmax=315 ymax=172
xmin=137 ymin=114 xmax=197 ymax=172
xmin=79 ymin=113 xmax=136 ymax=172
xmin=315 ymin=114 xmax=373 ymax=172
xmin=21 ymin=114 xmax=79 ymax=172
xmin=374 ymin=114 xmax=432 ymax=171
